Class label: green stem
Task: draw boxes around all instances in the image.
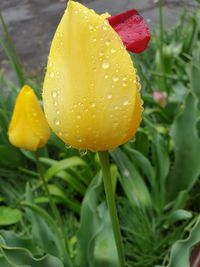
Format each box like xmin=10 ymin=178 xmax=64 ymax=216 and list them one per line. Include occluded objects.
xmin=35 ymin=151 xmax=71 ymax=257
xmin=98 ymin=151 xmax=126 ymax=267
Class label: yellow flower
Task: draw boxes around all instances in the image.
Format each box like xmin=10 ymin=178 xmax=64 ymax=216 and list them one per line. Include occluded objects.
xmin=43 ymin=1 xmax=142 ymax=152
xmin=8 ymin=85 xmax=50 ymax=151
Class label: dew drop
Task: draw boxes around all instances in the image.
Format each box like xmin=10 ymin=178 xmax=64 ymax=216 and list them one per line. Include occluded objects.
xmin=114 ymin=122 xmax=119 ymax=128
xmin=58 ymin=131 xmax=63 ymax=137
xmin=123 ymin=83 xmax=127 ymax=88
xmin=137 ymin=83 xmax=142 ymax=91
xmin=107 ymin=94 xmax=112 ymax=100
xmin=51 ymin=91 xmax=57 ymax=98
xmin=111 ymin=48 xmax=116 ymax=54
xmin=54 ymin=119 xmax=60 ymax=126
xmin=130 ymin=137 xmax=136 ymax=143
xmin=89 ymin=25 xmax=93 ymax=31
xmin=105 ymin=40 xmax=110 ymax=46
xmin=65 ymin=144 xmax=72 ymax=149
xmin=123 ymin=99 xmax=130 ymax=106
xmin=79 ymin=149 xmax=87 ymax=157
xmin=76 ymin=115 xmax=81 ymax=120
xmin=102 ymin=60 xmax=110 ymax=69
xmin=105 ymin=74 xmax=109 ymax=79
xmin=136 ymin=75 xmax=140 ymax=83
xmin=92 ymin=38 xmax=97 ymax=43
xmin=91 ymin=103 xmax=96 ymax=108
xmin=50 ymin=72 xmax=55 ymax=78
xmin=99 ymin=51 xmax=104 ymax=57
xmin=53 ymin=101 xmax=58 ymax=107
xmin=113 ymin=76 xmax=119 ymax=82
xmin=77 ymin=138 xmax=83 ymax=143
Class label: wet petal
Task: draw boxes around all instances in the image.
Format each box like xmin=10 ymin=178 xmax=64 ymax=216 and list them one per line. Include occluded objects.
xmin=43 ymin=1 xmax=142 ymax=151
xmin=107 ymin=9 xmax=150 ymax=53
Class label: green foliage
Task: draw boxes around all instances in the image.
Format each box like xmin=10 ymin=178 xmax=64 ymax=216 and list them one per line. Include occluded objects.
xmin=0 ymin=3 xmax=200 ymax=267
xmin=76 ymin=173 xmax=119 ymax=267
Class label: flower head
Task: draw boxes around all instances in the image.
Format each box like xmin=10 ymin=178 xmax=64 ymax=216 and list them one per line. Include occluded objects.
xmin=8 ymin=85 xmax=50 ymax=151
xmin=43 ymin=1 xmax=145 ymax=151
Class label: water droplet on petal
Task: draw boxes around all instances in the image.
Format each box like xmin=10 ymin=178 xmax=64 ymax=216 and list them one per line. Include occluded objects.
xmin=107 ymin=94 xmax=113 ymax=100
xmin=113 ymin=76 xmax=119 ymax=82
xmin=91 ymin=103 xmax=96 ymax=108
xmin=102 ymin=60 xmax=110 ymax=69
xmin=123 ymin=99 xmax=130 ymax=106
xmin=50 ymin=72 xmax=55 ymax=78
xmin=89 ymin=25 xmax=93 ymax=31
xmin=137 ymin=83 xmax=142 ymax=91
xmin=76 ymin=115 xmax=81 ymax=120
xmin=105 ymin=40 xmax=110 ymax=46
xmin=54 ymin=119 xmax=60 ymax=126
xmin=51 ymin=91 xmax=57 ymax=98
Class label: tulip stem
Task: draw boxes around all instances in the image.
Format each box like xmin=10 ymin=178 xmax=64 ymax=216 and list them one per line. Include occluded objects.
xmin=98 ymin=151 xmax=126 ymax=267
xmin=35 ymin=151 xmax=71 ymax=262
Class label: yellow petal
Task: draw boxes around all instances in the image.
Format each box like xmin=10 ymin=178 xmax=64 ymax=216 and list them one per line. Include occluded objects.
xmin=43 ymin=1 xmax=142 ymax=151
xmin=8 ymin=85 xmax=50 ymax=151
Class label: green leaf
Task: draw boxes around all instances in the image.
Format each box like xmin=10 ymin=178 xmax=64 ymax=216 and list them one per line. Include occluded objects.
xmin=23 ymin=184 xmax=72 ymax=267
xmin=125 ymin=148 xmax=155 ymax=189
xmin=0 ymin=230 xmax=38 ymax=255
xmin=111 ymin=148 xmax=152 ymax=209
xmin=166 ymin=210 xmax=192 ymax=226
xmin=0 ymin=207 xmax=21 ymax=226
xmin=167 ymin=93 xmax=200 ymax=199
xmin=44 ymin=157 xmax=86 ymax=181
xmin=0 ymin=145 xmax=22 ymax=168
xmin=166 ymin=216 xmax=200 ymax=267
xmin=91 ymin=204 xmax=119 ymax=267
xmin=48 ymin=184 xmax=80 ymax=214
xmin=76 ymin=173 xmax=102 ymax=267
xmin=151 ymin=129 xmax=170 ymax=185
xmin=41 ymin=158 xmax=86 ymax=195
xmin=0 ymin=244 xmax=65 ymax=267
xmin=76 ymin=173 xmax=119 ymax=267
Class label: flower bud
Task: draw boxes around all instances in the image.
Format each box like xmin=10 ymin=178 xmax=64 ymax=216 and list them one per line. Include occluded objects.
xmin=43 ymin=1 xmax=143 ymax=151
xmin=8 ymin=85 xmax=50 ymax=151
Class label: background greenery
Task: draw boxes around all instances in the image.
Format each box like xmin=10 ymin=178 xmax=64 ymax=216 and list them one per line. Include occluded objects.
xmin=0 ymin=1 xmax=200 ymax=267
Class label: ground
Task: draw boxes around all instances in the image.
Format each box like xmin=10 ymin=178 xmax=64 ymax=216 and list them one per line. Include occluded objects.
xmin=0 ymin=0 xmax=197 ymax=79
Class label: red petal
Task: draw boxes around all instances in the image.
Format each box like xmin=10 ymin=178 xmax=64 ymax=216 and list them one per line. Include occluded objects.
xmin=107 ymin=9 xmax=151 ymax=54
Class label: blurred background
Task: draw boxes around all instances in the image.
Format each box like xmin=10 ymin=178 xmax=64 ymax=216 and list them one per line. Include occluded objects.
xmin=0 ymin=0 xmax=197 ymax=79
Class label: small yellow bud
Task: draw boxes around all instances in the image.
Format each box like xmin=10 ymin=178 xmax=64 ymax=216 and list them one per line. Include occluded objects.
xmin=8 ymin=85 xmax=50 ymax=151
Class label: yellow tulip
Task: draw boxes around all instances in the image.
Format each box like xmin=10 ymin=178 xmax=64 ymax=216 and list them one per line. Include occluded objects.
xmin=43 ymin=1 xmax=143 ymax=152
xmin=8 ymin=85 xmax=50 ymax=151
